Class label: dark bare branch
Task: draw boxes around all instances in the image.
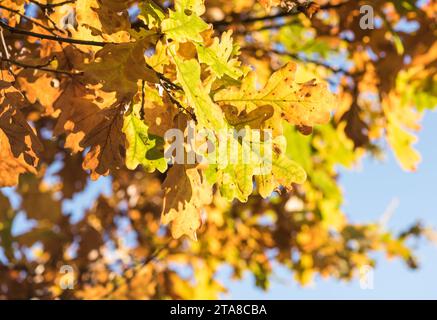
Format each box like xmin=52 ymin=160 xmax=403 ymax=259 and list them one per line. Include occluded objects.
xmin=29 ymin=0 xmax=75 ymax=10
xmin=212 ymin=1 xmax=350 ymax=28
xmin=0 ymin=20 xmax=109 ymax=47
xmin=1 ymin=57 xmax=82 ymax=76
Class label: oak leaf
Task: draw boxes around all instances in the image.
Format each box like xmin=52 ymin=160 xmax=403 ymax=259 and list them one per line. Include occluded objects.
xmin=81 ymin=40 xmax=158 ymax=99
xmin=123 ymin=104 xmax=167 ymax=173
xmin=81 ymin=106 xmax=126 ymax=180
xmin=161 ymin=0 xmax=209 ymax=42
xmin=162 ymin=165 xmax=212 ymax=240
xmin=196 ymin=31 xmax=243 ymax=80
xmin=171 ymin=51 xmax=227 ymax=131
xmin=0 ymin=75 xmax=42 ymax=186
xmin=74 ymin=0 xmax=131 ymax=43
xmin=214 ymin=62 xmax=335 ymax=128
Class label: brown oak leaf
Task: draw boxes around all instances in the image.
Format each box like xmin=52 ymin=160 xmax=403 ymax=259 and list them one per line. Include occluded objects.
xmin=0 ymin=73 xmax=42 ymax=186
xmin=161 ymin=165 xmax=212 ymax=240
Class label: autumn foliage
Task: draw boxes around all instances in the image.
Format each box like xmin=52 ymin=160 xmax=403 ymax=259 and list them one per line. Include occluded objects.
xmin=0 ymin=0 xmax=436 ymax=299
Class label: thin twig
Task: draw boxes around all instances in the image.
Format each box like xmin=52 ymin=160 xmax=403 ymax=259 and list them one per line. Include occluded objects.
xmin=212 ymin=1 xmax=349 ymax=28
xmin=103 ymin=244 xmax=168 ymax=299
xmin=0 ymin=16 xmax=197 ymax=121
xmin=0 ymin=21 xmax=173 ymax=80
xmin=29 ymin=0 xmax=75 ymax=10
xmin=0 ymin=4 xmax=57 ymax=34
xmin=235 ymin=20 xmax=298 ymax=35
xmin=140 ymin=80 xmax=146 ymax=119
xmin=0 ymin=2 xmax=76 ymax=74
xmin=160 ymin=79 xmax=197 ymax=121
xmin=28 ymin=0 xmax=72 ymax=33
xmin=242 ymin=46 xmax=356 ymax=76
xmin=0 ymin=26 xmax=15 ymax=76
xmin=0 ymin=20 xmax=110 ymax=47
xmin=0 ymin=28 xmax=11 ymax=60
xmin=0 ymin=57 xmax=82 ymax=76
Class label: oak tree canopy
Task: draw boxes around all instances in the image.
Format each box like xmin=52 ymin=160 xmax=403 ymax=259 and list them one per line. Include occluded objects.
xmin=0 ymin=0 xmax=436 ymax=299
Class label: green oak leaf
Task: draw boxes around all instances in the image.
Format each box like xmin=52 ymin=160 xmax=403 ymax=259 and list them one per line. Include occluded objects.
xmin=171 ymin=50 xmax=227 ymax=131
xmin=138 ymin=0 xmax=165 ymax=29
xmin=161 ymin=9 xmax=208 ymax=42
xmin=123 ymin=106 xmax=168 ymax=173
xmin=196 ymin=31 xmax=243 ymax=80
xmin=256 ymin=154 xmax=307 ymax=198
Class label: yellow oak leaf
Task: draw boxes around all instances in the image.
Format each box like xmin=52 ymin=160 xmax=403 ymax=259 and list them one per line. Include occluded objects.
xmin=214 ymin=62 xmax=336 ymax=128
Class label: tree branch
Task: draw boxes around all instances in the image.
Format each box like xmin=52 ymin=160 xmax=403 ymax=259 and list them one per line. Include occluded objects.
xmin=0 ymin=28 xmax=11 ymax=60
xmin=102 ymin=243 xmax=168 ymax=299
xmin=1 ymin=57 xmax=82 ymax=76
xmin=0 ymin=4 xmax=56 ymax=34
xmin=212 ymin=1 xmax=350 ymax=28
xmin=29 ymin=0 xmax=75 ymax=10
xmin=0 ymin=14 xmax=197 ymax=119
xmin=0 ymin=20 xmax=110 ymax=47
xmin=241 ymin=45 xmax=357 ymax=77
xmin=0 ymin=26 xmax=15 ymax=76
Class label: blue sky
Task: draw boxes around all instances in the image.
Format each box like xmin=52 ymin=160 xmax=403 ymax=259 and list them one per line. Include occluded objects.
xmin=219 ymin=111 xmax=437 ymax=299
